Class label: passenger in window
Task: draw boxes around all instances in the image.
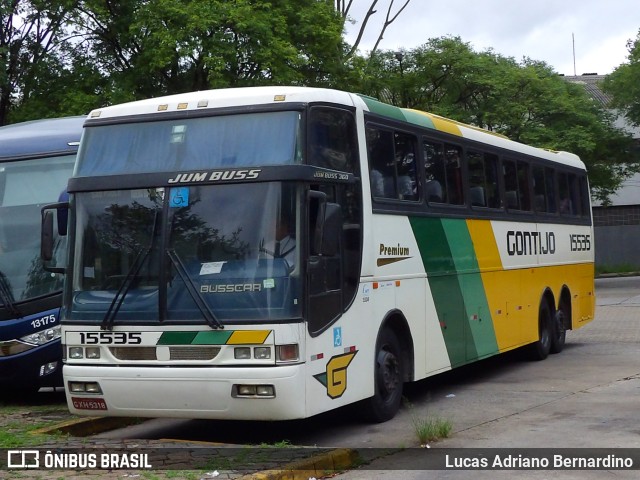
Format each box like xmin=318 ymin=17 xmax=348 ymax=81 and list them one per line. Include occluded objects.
xmin=424 ymin=143 xmax=445 ymax=202
xmin=367 ymin=128 xmax=395 ymax=198
xmin=445 ymin=147 xmax=463 ymax=204
xmin=396 ymin=150 xmax=416 ymax=200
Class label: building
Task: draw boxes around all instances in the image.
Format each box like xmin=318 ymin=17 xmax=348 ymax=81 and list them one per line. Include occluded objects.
xmin=564 ymin=74 xmax=640 ymax=270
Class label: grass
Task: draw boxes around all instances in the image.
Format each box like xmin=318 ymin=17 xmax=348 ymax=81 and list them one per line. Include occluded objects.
xmin=411 ymin=414 xmax=453 ymax=446
xmin=0 ymin=391 xmax=72 ymax=448
xmin=405 ymin=399 xmax=453 ymax=446
xmin=0 ymin=417 xmax=70 ymax=448
xmin=595 ymin=263 xmax=640 ymax=276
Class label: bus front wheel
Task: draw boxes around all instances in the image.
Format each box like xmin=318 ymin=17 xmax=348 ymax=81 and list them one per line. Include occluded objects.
xmin=361 ymin=327 xmax=404 ymax=423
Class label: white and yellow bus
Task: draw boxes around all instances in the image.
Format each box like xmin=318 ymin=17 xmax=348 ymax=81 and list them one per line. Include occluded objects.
xmin=42 ymin=87 xmax=594 ymax=422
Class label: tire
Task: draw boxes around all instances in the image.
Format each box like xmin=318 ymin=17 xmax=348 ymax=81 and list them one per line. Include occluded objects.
xmin=361 ymin=327 xmax=404 ymax=423
xmin=550 ymin=303 xmax=567 ymax=354
xmin=529 ymin=301 xmax=552 ymax=361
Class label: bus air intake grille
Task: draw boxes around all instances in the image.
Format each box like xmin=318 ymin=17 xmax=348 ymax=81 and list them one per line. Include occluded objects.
xmin=169 ymin=347 xmax=221 ymax=360
xmin=109 ymin=346 xmax=221 ymax=361
xmin=109 ymin=347 xmax=157 ymax=361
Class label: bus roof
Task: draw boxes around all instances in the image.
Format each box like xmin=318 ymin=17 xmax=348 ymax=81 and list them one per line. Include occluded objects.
xmin=85 ymin=86 xmax=585 ymax=171
xmin=0 ymin=116 xmax=85 ymax=160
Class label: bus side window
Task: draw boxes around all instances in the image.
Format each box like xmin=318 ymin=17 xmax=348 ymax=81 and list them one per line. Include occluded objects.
xmin=308 ymin=108 xmax=359 ymax=174
xmin=559 ymin=172 xmax=575 ymax=215
xmin=367 ymin=127 xmax=395 ymax=198
xmin=503 ymin=158 xmax=532 ymax=211
xmin=423 ymin=139 xmax=463 ymax=205
xmin=533 ymin=166 xmax=557 ymax=214
xmin=393 ymin=132 xmax=418 ymax=201
xmin=517 ymin=161 xmax=532 ymax=211
xmin=579 ymin=175 xmax=591 ymax=217
xmin=468 ymin=151 xmax=500 ymax=208
xmin=444 ymin=144 xmax=464 ymax=205
xmin=423 ymin=140 xmax=444 ymax=202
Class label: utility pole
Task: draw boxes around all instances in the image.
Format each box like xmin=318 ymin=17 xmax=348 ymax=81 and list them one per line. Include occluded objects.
xmin=572 ymin=33 xmax=577 ymax=76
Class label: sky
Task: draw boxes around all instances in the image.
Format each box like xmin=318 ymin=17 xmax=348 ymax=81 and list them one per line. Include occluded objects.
xmin=344 ymin=0 xmax=639 ymax=76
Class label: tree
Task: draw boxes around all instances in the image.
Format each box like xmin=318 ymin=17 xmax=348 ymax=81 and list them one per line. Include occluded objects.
xmin=0 ymin=0 xmax=76 ymax=125
xmin=68 ymin=0 xmax=345 ymax=104
xmin=603 ymin=30 xmax=640 ymax=127
xmin=335 ymin=0 xmax=411 ymax=58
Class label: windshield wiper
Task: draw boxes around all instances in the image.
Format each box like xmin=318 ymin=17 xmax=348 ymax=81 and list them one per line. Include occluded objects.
xmin=0 ymin=270 xmax=21 ymax=318
xmin=100 ymin=248 xmax=151 ymax=331
xmin=166 ymin=249 xmax=223 ymax=330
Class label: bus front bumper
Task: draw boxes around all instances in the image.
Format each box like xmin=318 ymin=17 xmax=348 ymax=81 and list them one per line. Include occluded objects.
xmin=63 ymin=363 xmax=306 ymax=420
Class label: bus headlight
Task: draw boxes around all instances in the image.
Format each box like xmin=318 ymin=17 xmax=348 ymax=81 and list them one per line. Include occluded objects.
xmin=254 ymin=347 xmax=271 ymax=359
xmin=85 ymin=347 xmax=101 ymax=359
xmin=234 ymin=347 xmax=251 ymax=359
xmin=20 ymin=325 xmax=61 ymax=345
xmin=233 ymin=384 xmax=275 ymax=398
xmin=69 ymin=381 xmax=102 ymax=394
xmin=69 ymin=347 xmax=84 ymax=359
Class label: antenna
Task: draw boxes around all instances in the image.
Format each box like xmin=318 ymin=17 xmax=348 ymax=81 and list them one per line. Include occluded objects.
xmin=572 ymin=33 xmax=577 ymax=76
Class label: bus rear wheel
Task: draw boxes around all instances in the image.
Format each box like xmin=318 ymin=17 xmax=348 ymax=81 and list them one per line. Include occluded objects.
xmin=529 ymin=301 xmax=552 ymax=361
xmin=361 ymin=327 xmax=404 ymax=423
xmin=550 ymin=304 xmax=567 ymax=354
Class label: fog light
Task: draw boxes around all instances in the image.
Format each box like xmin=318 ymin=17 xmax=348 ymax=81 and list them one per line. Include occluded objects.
xmin=69 ymin=382 xmax=85 ymax=393
xmin=85 ymin=347 xmax=101 ymax=359
xmin=237 ymin=385 xmax=256 ymax=396
xmin=276 ymin=344 xmax=299 ymax=362
xmin=254 ymin=347 xmax=271 ymax=359
xmin=256 ymin=385 xmax=275 ymax=396
xmin=40 ymin=361 xmax=58 ymax=376
xmin=234 ymin=347 xmax=251 ymax=359
xmin=69 ymin=347 xmax=84 ymax=359
xmin=84 ymin=382 xmax=102 ymax=394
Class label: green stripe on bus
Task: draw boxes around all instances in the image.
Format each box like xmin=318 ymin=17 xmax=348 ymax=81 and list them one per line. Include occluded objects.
xmin=157 ymin=331 xmax=198 ymax=345
xmin=192 ymin=331 xmax=234 ymax=345
xmin=442 ymin=219 xmax=498 ymax=359
xmin=157 ymin=331 xmax=233 ymax=345
xmin=358 ymin=95 xmax=407 ymax=122
xmin=409 ymin=217 xmax=498 ymax=366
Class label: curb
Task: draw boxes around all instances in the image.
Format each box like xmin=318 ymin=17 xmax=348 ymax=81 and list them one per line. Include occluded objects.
xmin=236 ymin=448 xmax=360 ymax=480
xmin=31 ymin=416 xmax=141 ymax=437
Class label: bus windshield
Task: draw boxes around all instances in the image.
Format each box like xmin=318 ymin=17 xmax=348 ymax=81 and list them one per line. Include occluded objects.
xmin=70 ymin=182 xmax=302 ymax=325
xmin=0 ymin=155 xmax=75 ymax=306
xmin=76 ymin=111 xmax=302 ymax=176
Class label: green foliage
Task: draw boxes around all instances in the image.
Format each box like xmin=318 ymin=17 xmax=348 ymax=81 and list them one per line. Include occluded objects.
xmin=4 ymin=0 xmax=346 ymax=120
xmin=411 ymin=414 xmax=453 ymax=445
xmin=603 ymin=30 xmax=640 ymax=127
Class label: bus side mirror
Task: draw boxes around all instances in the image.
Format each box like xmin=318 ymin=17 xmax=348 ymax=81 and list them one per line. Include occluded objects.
xmin=41 ymin=202 xmax=69 ymax=273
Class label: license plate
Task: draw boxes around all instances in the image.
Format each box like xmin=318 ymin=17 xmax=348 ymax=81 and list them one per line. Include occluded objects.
xmin=71 ymin=397 xmax=108 ymax=411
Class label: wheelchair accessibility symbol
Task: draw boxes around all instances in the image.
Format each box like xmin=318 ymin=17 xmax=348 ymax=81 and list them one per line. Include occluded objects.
xmin=169 ymin=187 xmax=189 ymax=208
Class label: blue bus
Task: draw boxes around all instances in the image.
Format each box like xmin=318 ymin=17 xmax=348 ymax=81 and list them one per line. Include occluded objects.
xmin=0 ymin=117 xmax=83 ymax=395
